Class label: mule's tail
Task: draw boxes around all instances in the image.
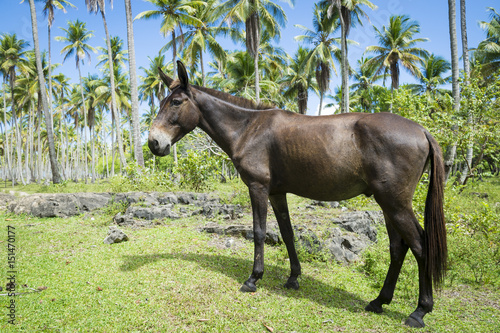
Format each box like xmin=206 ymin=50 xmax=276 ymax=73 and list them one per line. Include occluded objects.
xmin=424 ymin=131 xmax=447 ymax=288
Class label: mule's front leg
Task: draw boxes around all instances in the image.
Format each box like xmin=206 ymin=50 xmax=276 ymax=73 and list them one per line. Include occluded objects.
xmin=269 ymin=194 xmax=301 ymax=290
xmin=240 ymin=184 xmax=268 ymax=292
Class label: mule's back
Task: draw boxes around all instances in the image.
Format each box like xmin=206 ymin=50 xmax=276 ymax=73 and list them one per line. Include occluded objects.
xmin=266 ymin=112 xmax=430 ymax=202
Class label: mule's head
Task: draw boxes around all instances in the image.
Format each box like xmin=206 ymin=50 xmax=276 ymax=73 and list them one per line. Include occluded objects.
xmin=148 ymin=61 xmax=200 ymax=156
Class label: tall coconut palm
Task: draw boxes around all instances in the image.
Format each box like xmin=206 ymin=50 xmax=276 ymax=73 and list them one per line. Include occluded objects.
xmin=136 ymin=0 xmax=206 ymax=76
xmin=407 ymin=54 xmax=451 ymax=97
xmin=56 ymin=19 xmax=96 ymax=183
xmin=138 ymin=52 xmax=170 ymax=112
xmin=364 ymin=15 xmax=429 ymax=94
xmin=27 ymin=0 xmax=62 ymax=184
xmin=51 ymin=72 xmax=71 ymax=178
xmin=0 ymin=33 xmax=29 ymax=185
xmin=350 ymin=56 xmax=386 ymax=112
xmin=281 ymin=46 xmax=317 ymax=114
xmin=295 ymin=2 xmax=341 ymax=115
xmin=321 ymin=0 xmax=376 ymax=113
xmin=477 ymin=7 xmax=500 ymax=80
xmin=124 ymin=0 xmax=144 ymax=167
xmin=174 ymin=0 xmax=230 ymax=86
xmin=219 ymin=0 xmax=293 ymax=103
xmin=40 ymin=0 xmax=76 ymax=128
xmin=86 ymin=0 xmax=127 ymax=172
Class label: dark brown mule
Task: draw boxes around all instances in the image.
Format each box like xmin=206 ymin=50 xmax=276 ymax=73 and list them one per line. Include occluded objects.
xmin=148 ymin=61 xmax=447 ymax=328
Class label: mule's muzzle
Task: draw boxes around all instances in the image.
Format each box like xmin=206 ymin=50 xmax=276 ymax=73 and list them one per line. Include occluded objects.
xmin=148 ymin=129 xmax=172 ymax=156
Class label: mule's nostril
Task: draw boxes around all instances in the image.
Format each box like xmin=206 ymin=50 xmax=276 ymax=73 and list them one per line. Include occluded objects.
xmin=153 ymin=139 xmax=159 ymax=149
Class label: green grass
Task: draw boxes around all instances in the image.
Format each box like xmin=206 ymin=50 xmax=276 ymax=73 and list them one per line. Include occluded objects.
xmin=1 ymin=190 xmax=499 ymax=332
xmin=1 ymin=175 xmax=499 ymax=331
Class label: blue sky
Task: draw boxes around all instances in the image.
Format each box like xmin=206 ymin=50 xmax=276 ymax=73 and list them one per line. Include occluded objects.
xmin=0 ymin=0 xmax=497 ymax=117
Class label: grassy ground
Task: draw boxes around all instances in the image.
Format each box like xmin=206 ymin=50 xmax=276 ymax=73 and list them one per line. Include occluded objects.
xmin=0 ymin=186 xmax=499 ymax=332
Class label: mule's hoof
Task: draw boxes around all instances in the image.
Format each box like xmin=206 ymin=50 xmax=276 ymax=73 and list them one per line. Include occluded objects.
xmin=284 ymin=279 xmax=299 ymax=290
xmin=365 ymin=301 xmax=383 ymax=314
xmin=404 ymin=314 xmax=425 ymax=328
xmin=240 ymin=281 xmax=257 ymax=293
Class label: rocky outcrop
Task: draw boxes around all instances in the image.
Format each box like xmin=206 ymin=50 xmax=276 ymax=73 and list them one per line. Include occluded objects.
xmin=8 ymin=193 xmax=112 ymax=217
xmin=200 ymin=210 xmax=383 ymax=264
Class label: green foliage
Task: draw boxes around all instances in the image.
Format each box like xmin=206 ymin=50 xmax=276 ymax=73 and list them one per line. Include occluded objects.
xmin=217 ymin=179 xmax=251 ymax=208
xmin=108 ymin=163 xmax=173 ymax=192
xmin=175 ymin=150 xmax=223 ymax=191
xmin=392 ymin=87 xmax=455 ymax=147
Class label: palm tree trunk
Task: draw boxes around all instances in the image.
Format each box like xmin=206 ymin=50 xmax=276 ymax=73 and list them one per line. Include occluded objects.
xmin=254 ymin=51 xmax=260 ymax=103
xmin=77 ymin=63 xmax=88 ymax=183
xmin=111 ymin=116 xmax=115 ymax=177
xmin=2 ymin=82 xmax=12 ymax=182
xmin=29 ymin=0 xmax=61 ymax=184
xmin=318 ymin=92 xmax=324 ymax=116
xmin=124 ymin=0 xmax=144 ymax=167
xmin=200 ymin=50 xmax=205 ymax=86
xmin=101 ymin=10 xmax=127 ymax=171
xmin=338 ymin=3 xmax=349 ymax=113
xmin=91 ymin=125 xmax=95 ymax=183
xmin=445 ymin=0 xmax=460 ymax=182
xmin=37 ymin=108 xmax=42 ymax=183
xmin=459 ymin=0 xmax=472 ymax=185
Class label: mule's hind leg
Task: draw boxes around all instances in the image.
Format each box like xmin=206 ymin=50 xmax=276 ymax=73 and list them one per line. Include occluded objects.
xmin=365 ymin=219 xmax=409 ymax=313
xmin=269 ymin=194 xmax=301 ymax=290
xmin=368 ymin=207 xmax=434 ymax=327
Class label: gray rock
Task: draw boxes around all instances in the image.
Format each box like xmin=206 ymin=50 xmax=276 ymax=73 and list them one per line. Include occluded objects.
xmin=122 ymin=192 xmax=159 ymax=206
xmin=103 ymin=227 xmax=129 ymax=244
xmin=155 ymin=192 xmax=178 ymax=205
xmin=177 ymin=192 xmax=196 ymax=205
xmin=294 ymin=225 xmax=322 ymax=254
xmin=113 ymin=212 xmax=135 ymax=226
xmin=126 ymin=205 xmax=180 ymax=220
xmin=200 ymin=222 xmax=281 ymax=245
xmin=0 ymin=193 xmax=16 ymax=209
xmin=8 ymin=193 xmax=111 ymax=217
xmin=332 ymin=211 xmax=379 ymax=242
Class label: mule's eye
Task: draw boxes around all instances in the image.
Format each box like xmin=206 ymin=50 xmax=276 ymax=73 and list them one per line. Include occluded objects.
xmin=171 ymin=99 xmax=182 ymax=107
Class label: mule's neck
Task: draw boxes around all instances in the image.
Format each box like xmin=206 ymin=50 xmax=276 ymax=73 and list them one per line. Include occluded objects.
xmin=192 ymin=88 xmax=258 ymax=158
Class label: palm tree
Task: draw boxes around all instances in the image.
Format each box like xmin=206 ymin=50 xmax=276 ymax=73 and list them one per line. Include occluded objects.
xmin=364 ymin=15 xmax=429 ymax=94
xmin=477 ymin=7 xmax=500 ymax=79
xmin=351 ymin=56 xmax=386 ymax=112
xmin=219 ymin=0 xmax=293 ymax=103
xmin=86 ymin=0 xmax=127 ymax=173
xmin=0 ymin=33 xmax=29 ymax=185
xmin=174 ymin=0 xmax=229 ymax=86
xmin=40 ymin=0 xmax=76 ymax=127
xmin=56 ymin=19 xmax=96 ymax=183
xmin=295 ymin=2 xmax=341 ymax=115
xmin=28 ymin=0 xmax=62 ymax=183
xmin=52 ymin=72 xmax=71 ymax=178
xmin=408 ymin=54 xmax=451 ymax=97
xmin=281 ymin=46 xmax=317 ymax=114
xmin=95 ymin=67 xmax=131 ymax=174
xmin=321 ymin=0 xmax=376 ymax=113
xmin=136 ymin=0 xmax=205 ymax=75
xmin=124 ymin=0 xmax=144 ymax=167
xmin=96 ymin=36 xmax=127 ymax=70
xmin=138 ymin=52 xmax=169 ymax=112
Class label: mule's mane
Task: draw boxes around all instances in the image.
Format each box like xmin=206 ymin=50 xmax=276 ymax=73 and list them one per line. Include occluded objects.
xmin=192 ymin=85 xmax=275 ymax=110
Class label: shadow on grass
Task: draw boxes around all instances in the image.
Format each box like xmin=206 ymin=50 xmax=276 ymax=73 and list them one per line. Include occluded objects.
xmin=119 ymin=251 xmax=408 ymax=321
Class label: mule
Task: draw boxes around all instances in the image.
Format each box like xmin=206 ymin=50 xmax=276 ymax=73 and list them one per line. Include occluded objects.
xmin=148 ymin=61 xmax=447 ymax=328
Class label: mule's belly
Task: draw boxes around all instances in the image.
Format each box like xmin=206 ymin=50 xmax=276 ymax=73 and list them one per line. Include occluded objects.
xmin=269 ymin=153 xmax=369 ymax=201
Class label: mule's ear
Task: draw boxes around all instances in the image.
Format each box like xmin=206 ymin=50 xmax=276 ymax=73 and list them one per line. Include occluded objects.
xmin=158 ymin=67 xmax=174 ymax=90
xmin=177 ymin=61 xmax=189 ymax=89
